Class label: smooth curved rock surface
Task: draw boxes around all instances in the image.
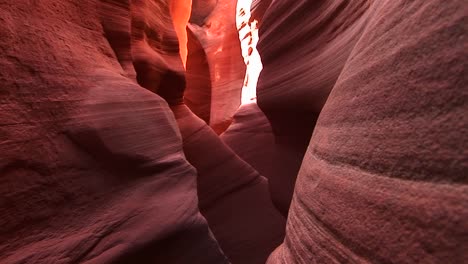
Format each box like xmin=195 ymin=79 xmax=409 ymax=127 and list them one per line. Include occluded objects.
xmin=220 ymin=103 xmax=316 ymax=216
xmin=262 ymin=0 xmax=468 ymax=263
xmin=130 ymin=0 xmax=186 ymax=105
xmin=190 ymin=0 xmax=218 ymax=26
xmin=1 ymin=0 xmax=467 ymax=263
xmin=0 ymin=0 xmax=227 ymax=263
xmin=255 ymin=0 xmax=372 ymax=214
xmin=187 ymin=0 xmax=246 ymax=134
xmin=221 ymin=103 xmax=276 ymax=179
xmin=171 ymin=104 xmax=285 ymax=264
xmin=185 ymin=27 xmax=212 ymax=123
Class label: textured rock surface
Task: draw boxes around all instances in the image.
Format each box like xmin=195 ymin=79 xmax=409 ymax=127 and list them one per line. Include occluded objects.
xmin=1 ymin=0 xmax=467 ymax=263
xmin=186 ymin=0 xmax=246 ymax=133
xmin=1 ymin=0 xmax=284 ymax=263
xmin=182 ymin=3 xmax=287 ymax=260
xmin=0 ymin=0 xmax=227 ymax=263
xmin=251 ymin=0 xmax=272 ymax=25
xmin=190 ymin=0 xmax=217 ymax=26
xmin=171 ymin=104 xmax=285 ymax=264
xmin=258 ymin=0 xmax=468 ymax=263
xmin=220 ymin=103 xmax=315 ymax=217
xmin=221 ymin=103 xmax=276 ymax=179
xmin=255 ymin=0 xmax=372 ymax=214
xmin=184 ymin=27 xmax=212 ymax=123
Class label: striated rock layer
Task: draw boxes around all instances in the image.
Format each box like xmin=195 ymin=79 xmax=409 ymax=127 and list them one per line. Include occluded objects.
xmin=1 ymin=0 xmax=467 ymax=263
xmin=186 ymin=0 xmax=246 ymax=134
xmin=0 ymin=0 xmax=228 ymax=263
xmin=253 ymin=0 xmax=468 ymax=263
xmin=1 ymin=0 xmax=284 ymax=263
xmin=256 ymin=0 xmax=372 ymax=215
xmin=171 ymin=104 xmax=285 ymax=264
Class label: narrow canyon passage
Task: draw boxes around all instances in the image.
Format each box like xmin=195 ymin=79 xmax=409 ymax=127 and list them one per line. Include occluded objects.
xmin=0 ymin=0 xmax=467 ymax=264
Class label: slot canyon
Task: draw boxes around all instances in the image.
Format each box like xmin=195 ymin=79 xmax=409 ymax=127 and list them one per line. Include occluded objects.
xmin=0 ymin=0 xmax=467 ymax=263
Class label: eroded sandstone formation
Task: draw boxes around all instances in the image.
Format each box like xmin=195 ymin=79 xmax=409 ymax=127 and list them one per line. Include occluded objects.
xmin=0 ymin=0 xmax=226 ymax=263
xmin=255 ymin=0 xmax=468 ymax=262
xmin=1 ymin=0 xmax=467 ymax=263
xmin=185 ymin=0 xmax=246 ymax=134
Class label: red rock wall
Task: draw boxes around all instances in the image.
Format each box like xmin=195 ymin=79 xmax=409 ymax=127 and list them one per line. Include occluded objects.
xmin=171 ymin=104 xmax=285 ymax=264
xmin=190 ymin=0 xmax=217 ymax=25
xmin=186 ymin=0 xmax=246 ymax=134
xmin=228 ymin=0 xmax=372 ymax=215
xmin=185 ymin=27 xmax=212 ymax=123
xmin=1 ymin=0 xmax=287 ymax=263
xmin=0 ymin=0 xmax=228 ymax=263
xmin=1 ymin=0 xmax=466 ymax=263
xmin=251 ymin=0 xmax=272 ymax=26
xmin=173 ymin=2 xmax=287 ymax=263
xmin=253 ymin=0 xmax=468 ymax=263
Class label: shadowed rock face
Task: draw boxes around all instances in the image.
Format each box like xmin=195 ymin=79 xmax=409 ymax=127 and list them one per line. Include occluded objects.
xmin=190 ymin=0 xmax=218 ymax=26
xmin=253 ymin=0 xmax=372 ymax=214
xmin=0 ymin=0 xmax=227 ymax=263
xmin=254 ymin=0 xmax=467 ymax=263
xmin=184 ymin=27 xmax=212 ymax=123
xmin=1 ymin=0 xmax=467 ymax=264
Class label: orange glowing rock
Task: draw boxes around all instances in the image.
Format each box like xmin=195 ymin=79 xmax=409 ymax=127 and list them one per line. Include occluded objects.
xmin=170 ymin=0 xmax=192 ymax=68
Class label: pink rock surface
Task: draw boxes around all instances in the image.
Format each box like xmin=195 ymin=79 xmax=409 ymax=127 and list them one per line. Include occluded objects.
xmin=220 ymin=103 xmax=315 ymax=216
xmin=0 ymin=0 xmax=227 ymax=263
xmin=1 ymin=0 xmax=467 ymax=263
xmin=253 ymin=0 xmax=372 ymax=214
xmin=259 ymin=0 xmax=468 ymax=263
xmin=184 ymin=27 xmax=212 ymax=123
xmin=187 ymin=0 xmax=246 ymax=134
xmin=171 ymin=105 xmax=285 ymax=264
xmin=221 ymin=103 xmax=276 ymax=179
xmin=190 ymin=0 xmax=217 ymax=26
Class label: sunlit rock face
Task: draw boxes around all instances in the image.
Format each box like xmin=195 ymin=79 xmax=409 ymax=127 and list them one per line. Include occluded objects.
xmin=169 ymin=0 xmax=192 ymax=67
xmin=185 ymin=0 xmax=246 ymax=134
